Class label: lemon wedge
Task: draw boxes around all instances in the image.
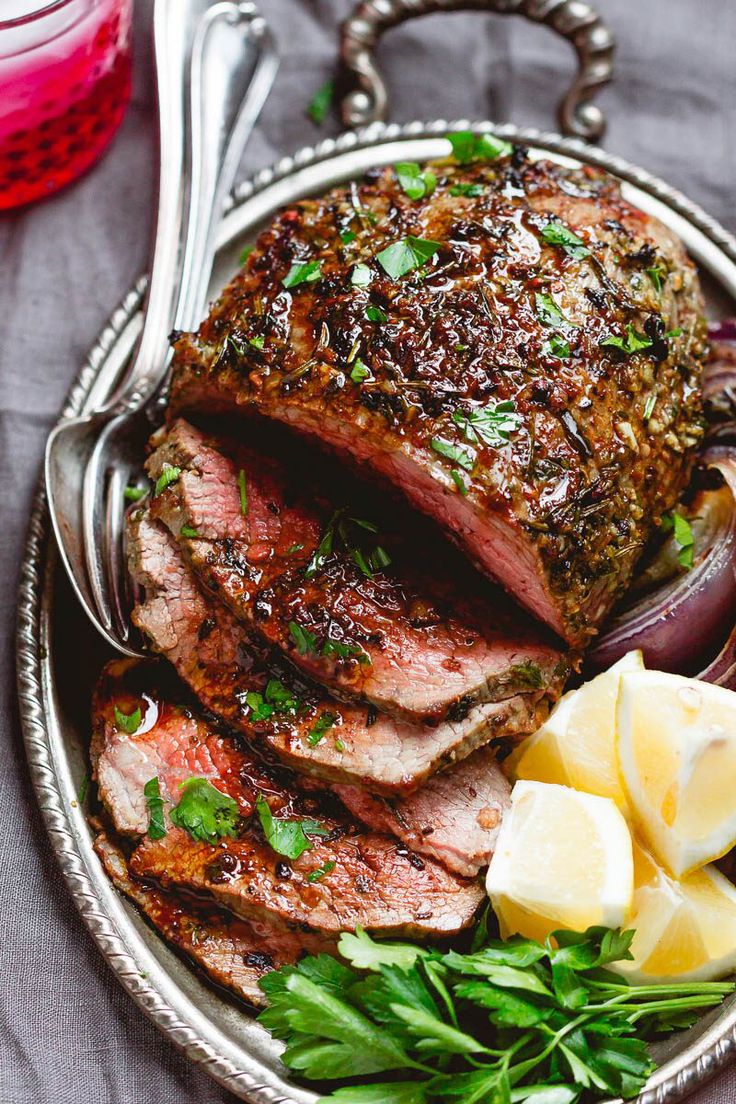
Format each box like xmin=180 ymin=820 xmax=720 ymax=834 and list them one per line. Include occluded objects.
xmin=486 ymin=780 xmax=634 ymax=941
xmin=614 ymin=842 xmax=736 ymax=982
xmin=506 ymin=650 xmax=643 ymax=810
xmin=617 ymin=670 xmax=736 ymax=877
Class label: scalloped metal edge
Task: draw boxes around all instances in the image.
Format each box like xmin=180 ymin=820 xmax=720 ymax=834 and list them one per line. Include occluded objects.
xmin=16 ymin=119 xmax=736 ymax=1104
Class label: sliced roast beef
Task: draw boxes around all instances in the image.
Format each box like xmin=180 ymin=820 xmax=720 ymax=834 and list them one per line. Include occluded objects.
xmin=93 ymin=659 xmax=483 ymax=937
xmin=145 ymin=419 xmax=567 ymax=722
xmin=334 ymin=745 xmax=510 ymax=878
xmin=94 ymin=830 xmax=331 ymax=1005
xmin=168 ymin=154 xmax=706 ymax=645
xmin=128 ymin=509 xmax=549 ymax=793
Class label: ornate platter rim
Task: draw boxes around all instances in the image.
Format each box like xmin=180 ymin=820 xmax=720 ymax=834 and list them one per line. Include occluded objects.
xmin=16 ymin=119 xmax=736 ymax=1104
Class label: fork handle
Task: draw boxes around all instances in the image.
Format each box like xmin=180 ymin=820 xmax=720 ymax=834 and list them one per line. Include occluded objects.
xmin=101 ymin=0 xmax=277 ymax=415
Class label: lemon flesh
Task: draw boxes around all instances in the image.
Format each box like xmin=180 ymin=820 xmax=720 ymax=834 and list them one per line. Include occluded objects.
xmin=614 ymin=842 xmax=736 ymax=983
xmin=617 ymin=671 xmax=736 ymax=877
xmin=486 ymin=780 xmax=633 ymax=940
xmin=507 ymin=650 xmax=643 ymax=811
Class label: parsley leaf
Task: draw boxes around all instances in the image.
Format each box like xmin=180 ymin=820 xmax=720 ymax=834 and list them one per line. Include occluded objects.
xmin=452 ymin=399 xmax=522 ymax=449
xmin=237 ymin=468 xmax=248 ymax=516
xmin=306 ymin=79 xmax=334 ymax=126
xmin=255 ymin=794 xmax=330 ymax=860
xmin=322 ymin=639 xmax=370 ymax=665
xmin=661 ymin=509 xmax=695 ymax=569
xmin=283 ymin=260 xmax=322 ymax=289
xmin=448 ymin=182 xmax=484 ymax=197
xmin=180 ymin=524 xmax=198 ymax=538
xmin=169 ymin=778 xmax=239 ymax=844
xmin=543 ymin=334 xmax=571 ymax=359
xmin=305 ymin=509 xmax=390 ymax=582
xmin=124 ymin=484 xmax=146 ymax=502
xmin=114 ymin=704 xmax=141 ymax=733
xmin=647 ymin=265 xmax=665 ymax=292
xmin=600 ymin=323 xmax=653 ymax=355
xmin=394 ymin=162 xmax=436 ymax=200
xmin=153 ymin=463 xmax=181 ymax=497
xmin=143 ymin=777 xmax=167 ymax=840
xmin=430 ymin=437 xmax=474 ymax=471
xmin=239 ymin=245 xmax=254 ymax=265
xmin=450 ymin=469 xmax=468 ymax=495
xmin=289 ymin=621 xmax=318 ymax=656
xmin=447 ymin=131 xmax=513 ymax=163
xmin=245 ymin=678 xmax=301 ymax=722
xmin=540 ymin=219 xmax=590 ymax=259
xmin=350 ymin=359 xmax=371 ymax=383
xmin=340 ymin=229 xmax=357 ymax=245
xmin=376 ymin=237 xmax=441 ymax=280
xmin=308 ymin=712 xmax=337 ymax=747
xmin=307 ymin=860 xmax=336 ymax=883
xmin=365 ymin=305 xmax=387 ymax=323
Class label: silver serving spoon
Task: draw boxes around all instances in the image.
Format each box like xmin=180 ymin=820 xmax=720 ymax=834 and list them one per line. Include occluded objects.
xmin=45 ymin=0 xmax=278 ymax=657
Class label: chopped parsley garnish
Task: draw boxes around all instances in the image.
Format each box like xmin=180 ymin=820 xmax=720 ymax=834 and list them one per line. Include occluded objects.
xmin=449 ymin=182 xmax=484 ymax=197
xmin=249 ymin=335 xmax=265 ymax=350
xmin=322 ymin=639 xmax=371 ymax=665
xmin=600 ymin=324 xmax=653 ymax=355
xmin=143 ymin=777 xmax=167 ymax=840
xmin=124 ymin=484 xmax=146 ymax=502
xmin=667 ymin=327 xmax=683 ymax=338
xmin=451 ymin=469 xmax=468 ymax=495
xmin=153 ymin=464 xmax=181 ymax=497
xmin=647 ymin=265 xmax=665 ymax=292
xmin=447 ymin=130 xmax=513 ymax=163
xmin=535 ymin=292 xmax=569 ymax=329
xmin=306 ymin=79 xmax=334 ymax=126
xmin=289 ymin=621 xmax=318 ymax=656
xmin=255 ymin=794 xmax=330 ymax=860
xmin=307 ymin=712 xmax=337 ymax=747
xmin=238 ymin=245 xmax=254 ymax=265
xmin=237 ymin=469 xmax=248 ymax=516
xmin=643 ymin=393 xmax=657 ymax=421
xmin=334 ymin=738 xmax=345 ymax=753
xmin=543 ymin=334 xmax=571 ymax=359
xmin=180 ymin=524 xmax=198 ymax=538
xmin=305 ymin=509 xmax=390 ymax=581
xmin=245 ymin=678 xmax=300 ymax=722
xmin=431 ymin=437 xmax=474 ymax=471
xmin=540 ymin=219 xmax=590 ymax=259
xmin=662 ymin=510 xmax=695 ymax=569
xmin=169 ymin=778 xmax=239 ymax=844
xmin=350 ymin=359 xmax=371 ymax=383
xmin=508 ymin=660 xmax=544 ymax=690
xmin=351 ymin=262 xmax=372 ymax=287
xmin=394 ymin=161 xmax=437 ymax=200
xmin=365 ymin=305 xmax=387 ymax=323
xmin=339 ymin=229 xmax=356 ymax=245
xmin=282 ymin=259 xmax=322 ymax=289
xmin=376 ymin=236 xmax=441 ymax=279
xmin=307 ymin=860 xmax=336 ymax=883
xmin=114 ymin=704 xmax=141 ymax=734
xmin=287 ymin=543 xmax=304 ymax=554
xmin=257 ymin=925 xmax=733 ymax=1103
xmin=452 ymin=399 xmax=522 ymax=448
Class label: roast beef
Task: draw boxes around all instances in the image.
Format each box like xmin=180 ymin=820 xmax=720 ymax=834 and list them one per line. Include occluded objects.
xmin=146 ymin=419 xmax=567 ymax=722
xmin=128 ymin=509 xmax=550 ymax=793
xmin=94 ymin=831 xmax=331 ymax=1005
xmin=93 ymin=659 xmax=484 ymax=937
xmin=169 ymin=152 xmax=707 ymax=644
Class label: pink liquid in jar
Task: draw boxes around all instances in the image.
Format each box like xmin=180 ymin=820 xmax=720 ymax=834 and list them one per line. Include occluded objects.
xmin=0 ymin=0 xmax=133 ymax=210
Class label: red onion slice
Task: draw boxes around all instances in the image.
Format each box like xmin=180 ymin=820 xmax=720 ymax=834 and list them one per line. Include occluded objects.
xmin=587 ymin=456 xmax=736 ymax=676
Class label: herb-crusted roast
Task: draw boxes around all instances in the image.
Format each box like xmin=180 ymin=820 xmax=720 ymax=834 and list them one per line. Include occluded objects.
xmin=169 ymin=145 xmax=707 ymax=644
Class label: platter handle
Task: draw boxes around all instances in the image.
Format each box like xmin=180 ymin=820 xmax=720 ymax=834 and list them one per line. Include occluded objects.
xmin=340 ymin=0 xmax=615 ymax=141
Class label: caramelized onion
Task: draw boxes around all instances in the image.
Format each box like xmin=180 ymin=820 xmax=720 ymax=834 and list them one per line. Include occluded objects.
xmin=588 ymin=456 xmax=736 ymax=677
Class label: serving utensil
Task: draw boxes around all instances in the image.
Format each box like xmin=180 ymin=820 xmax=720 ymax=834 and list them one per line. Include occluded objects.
xmin=44 ymin=0 xmax=278 ymax=657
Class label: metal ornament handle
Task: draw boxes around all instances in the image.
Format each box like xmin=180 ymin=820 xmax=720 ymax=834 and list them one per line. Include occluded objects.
xmin=340 ymin=0 xmax=615 ymax=141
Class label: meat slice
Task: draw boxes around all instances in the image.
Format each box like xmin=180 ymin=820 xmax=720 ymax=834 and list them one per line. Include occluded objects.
xmin=334 ymin=745 xmax=510 ymax=878
xmin=94 ymin=830 xmax=331 ymax=1006
xmin=169 ymin=153 xmax=706 ymax=645
xmin=128 ymin=508 xmax=550 ymax=793
xmin=145 ymin=419 xmax=567 ymax=723
xmin=93 ymin=659 xmax=484 ymax=937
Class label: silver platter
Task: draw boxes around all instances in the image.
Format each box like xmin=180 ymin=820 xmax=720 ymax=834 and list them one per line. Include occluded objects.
xmin=16 ymin=120 xmax=736 ymax=1104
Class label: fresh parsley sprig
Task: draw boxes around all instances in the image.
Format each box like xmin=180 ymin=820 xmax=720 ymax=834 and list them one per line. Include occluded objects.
xmin=258 ymin=926 xmax=733 ymax=1104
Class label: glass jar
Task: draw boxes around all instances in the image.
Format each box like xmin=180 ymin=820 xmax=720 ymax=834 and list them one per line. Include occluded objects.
xmin=0 ymin=0 xmax=133 ymax=210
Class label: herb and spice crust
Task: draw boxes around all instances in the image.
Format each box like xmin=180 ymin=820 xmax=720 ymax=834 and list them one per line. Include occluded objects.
xmin=169 ymin=149 xmax=707 ymax=644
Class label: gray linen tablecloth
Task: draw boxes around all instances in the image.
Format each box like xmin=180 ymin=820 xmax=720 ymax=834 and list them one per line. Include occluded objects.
xmin=1 ymin=1 xmax=734 ymax=1100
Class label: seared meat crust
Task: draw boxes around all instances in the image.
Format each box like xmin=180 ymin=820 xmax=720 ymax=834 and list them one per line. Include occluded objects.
xmin=170 ymin=152 xmax=706 ymax=644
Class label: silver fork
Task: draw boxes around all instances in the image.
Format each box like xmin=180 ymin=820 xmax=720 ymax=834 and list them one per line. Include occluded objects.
xmin=44 ymin=0 xmax=278 ymax=657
